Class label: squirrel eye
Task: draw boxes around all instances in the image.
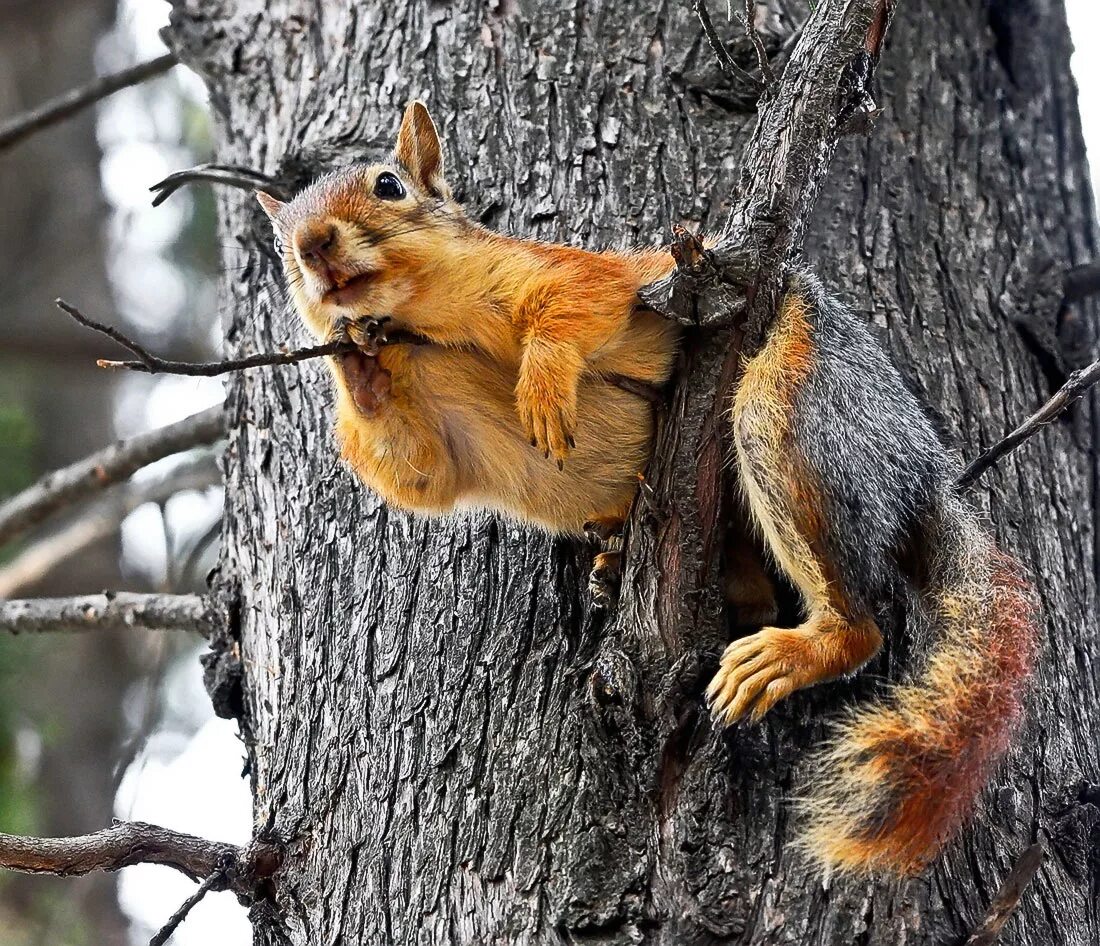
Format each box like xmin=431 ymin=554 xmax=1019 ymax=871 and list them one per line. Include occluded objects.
xmin=374 ymin=172 xmax=406 ymax=200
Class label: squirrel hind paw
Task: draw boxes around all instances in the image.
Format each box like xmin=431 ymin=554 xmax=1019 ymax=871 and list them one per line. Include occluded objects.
xmin=589 ymin=550 xmax=622 ymax=610
xmin=706 ymin=628 xmax=808 ymax=726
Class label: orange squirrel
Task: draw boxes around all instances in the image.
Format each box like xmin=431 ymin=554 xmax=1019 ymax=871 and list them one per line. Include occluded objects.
xmin=258 ymin=101 xmax=678 ymax=539
xmin=259 ymin=101 xmax=1039 ymax=875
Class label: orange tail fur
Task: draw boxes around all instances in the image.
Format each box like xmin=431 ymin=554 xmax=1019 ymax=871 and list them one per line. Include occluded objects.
xmin=799 ymin=527 xmax=1040 ymax=874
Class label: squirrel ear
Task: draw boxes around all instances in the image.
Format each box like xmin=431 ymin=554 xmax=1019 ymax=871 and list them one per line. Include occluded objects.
xmin=256 ymin=191 xmax=284 ymax=221
xmin=394 ymin=100 xmax=450 ymax=199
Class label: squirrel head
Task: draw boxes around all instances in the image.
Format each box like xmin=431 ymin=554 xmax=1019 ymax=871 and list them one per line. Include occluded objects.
xmin=258 ymin=101 xmax=466 ymax=340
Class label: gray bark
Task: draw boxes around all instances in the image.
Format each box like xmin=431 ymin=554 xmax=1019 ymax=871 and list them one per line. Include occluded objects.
xmin=165 ymin=0 xmax=1100 ymax=943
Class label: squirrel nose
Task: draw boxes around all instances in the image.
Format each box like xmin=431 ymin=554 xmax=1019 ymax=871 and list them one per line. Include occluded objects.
xmin=295 ymin=224 xmax=338 ymax=267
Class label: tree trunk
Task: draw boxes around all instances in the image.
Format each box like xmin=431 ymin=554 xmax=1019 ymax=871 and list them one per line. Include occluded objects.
xmin=165 ymin=0 xmax=1100 ymax=943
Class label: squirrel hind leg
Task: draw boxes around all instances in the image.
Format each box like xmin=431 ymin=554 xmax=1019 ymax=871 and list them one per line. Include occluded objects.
xmin=712 ymin=369 xmax=883 ymax=725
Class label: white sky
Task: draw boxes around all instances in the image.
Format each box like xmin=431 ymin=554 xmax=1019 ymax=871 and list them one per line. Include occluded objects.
xmin=1067 ymin=1 xmax=1100 ymax=198
xmin=101 ymin=4 xmax=1100 ymax=945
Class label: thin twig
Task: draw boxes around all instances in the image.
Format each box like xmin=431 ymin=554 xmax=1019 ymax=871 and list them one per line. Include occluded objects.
xmin=149 ymin=863 xmax=228 ymax=946
xmin=0 ymin=821 xmax=281 ymax=900
xmin=0 ymin=54 xmax=177 ymax=152
xmin=957 ymin=356 xmax=1100 ymax=489
xmin=54 ymin=297 xmax=364 ymax=374
xmin=179 ymin=515 xmax=223 ymax=590
xmin=55 ymin=299 xmax=162 ymax=368
xmin=964 ymin=842 xmax=1045 ymax=946
xmin=0 ymin=593 xmax=213 ymax=636
xmin=0 ymin=405 xmax=223 ymax=547
xmin=694 ymin=0 xmax=765 ymax=89
xmin=743 ymin=0 xmax=776 ymax=85
xmin=150 ymin=163 xmax=291 ymax=207
xmin=97 ymin=340 xmax=357 ymax=376
xmin=0 ymin=452 xmax=221 ymax=598
xmin=57 ymin=299 xmax=666 ymax=401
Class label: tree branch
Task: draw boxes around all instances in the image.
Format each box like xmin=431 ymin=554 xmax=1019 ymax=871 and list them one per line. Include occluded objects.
xmin=0 ymin=406 xmax=224 ymax=547
xmin=149 ymin=864 xmax=228 ymax=946
xmin=694 ymin=0 xmax=765 ymax=90
xmin=0 ymin=593 xmax=213 ymax=636
xmin=0 ymin=821 xmax=281 ymax=901
xmin=957 ymin=355 xmax=1100 ymax=489
xmin=99 ymin=340 xmax=358 ymax=376
xmin=0 ymin=53 xmax=177 ymax=152
xmin=643 ymin=0 xmax=896 ymax=337
xmin=0 ymin=452 xmax=221 ymax=598
xmin=55 ymin=299 xmax=668 ymax=402
xmin=964 ymin=843 xmax=1045 ymax=946
xmin=150 ymin=163 xmax=292 ymax=207
xmin=743 ymin=0 xmax=776 ymax=86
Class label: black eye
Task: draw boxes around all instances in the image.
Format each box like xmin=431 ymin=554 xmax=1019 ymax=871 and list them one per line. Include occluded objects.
xmin=374 ymin=172 xmax=406 ymax=200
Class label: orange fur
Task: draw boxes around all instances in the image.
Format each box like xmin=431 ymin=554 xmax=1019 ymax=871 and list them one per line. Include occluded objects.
xmin=801 ymin=553 xmax=1038 ymax=873
xmin=259 ymin=101 xmax=680 ymax=534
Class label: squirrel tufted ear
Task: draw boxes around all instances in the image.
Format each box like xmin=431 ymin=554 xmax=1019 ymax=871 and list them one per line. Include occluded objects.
xmin=255 ymin=191 xmax=284 ymax=221
xmin=394 ymin=100 xmax=450 ymax=199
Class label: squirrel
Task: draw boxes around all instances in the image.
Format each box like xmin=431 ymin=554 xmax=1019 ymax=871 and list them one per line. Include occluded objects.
xmin=259 ymin=101 xmax=1039 ymax=876
xmin=257 ymin=101 xmax=678 ymax=544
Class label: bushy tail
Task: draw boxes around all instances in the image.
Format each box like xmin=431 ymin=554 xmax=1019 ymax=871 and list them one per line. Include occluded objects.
xmin=798 ymin=504 xmax=1040 ymax=875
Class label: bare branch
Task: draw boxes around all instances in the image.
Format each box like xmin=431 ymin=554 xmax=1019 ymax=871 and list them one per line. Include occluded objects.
xmin=99 ymin=340 xmax=357 ymax=376
xmin=644 ymin=0 xmax=898 ymax=335
xmin=0 ymin=452 xmax=221 ymax=598
xmin=55 ymin=298 xmax=163 ymax=369
xmin=56 ymin=300 xmax=667 ymax=403
xmin=0 ymin=593 xmax=212 ymax=636
xmin=0 ymin=54 xmax=177 ymax=152
xmin=0 ymin=821 xmax=281 ymax=901
xmin=0 ymin=406 xmax=224 ymax=547
xmin=694 ymin=0 xmax=765 ymax=90
xmin=743 ymin=0 xmax=776 ymax=85
xmin=150 ymin=865 xmax=228 ymax=946
xmin=150 ymin=163 xmax=291 ymax=207
xmin=54 ymin=297 xmax=361 ymax=374
xmin=964 ymin=843 xmax=1045 ymax=946
xmin=957 ymin=356 xmax=1100 ymax=489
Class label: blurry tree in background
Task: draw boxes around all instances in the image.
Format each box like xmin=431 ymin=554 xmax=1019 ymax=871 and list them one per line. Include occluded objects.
xmin=0 ymin=1 xmax=224 ymax=943
xmin=0 ymin=0 xmax=135 ymax=940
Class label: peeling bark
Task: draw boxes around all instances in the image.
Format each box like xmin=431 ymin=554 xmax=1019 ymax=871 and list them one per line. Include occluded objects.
xmin=165 ymin=1 xmax=1100 ymax=943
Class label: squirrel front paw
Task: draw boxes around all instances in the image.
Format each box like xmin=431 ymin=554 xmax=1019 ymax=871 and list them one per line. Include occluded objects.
xmin=516 ymin=347 xmax=579 ymax=467
xmin=335 ymin=315 xmax=392 ymax=354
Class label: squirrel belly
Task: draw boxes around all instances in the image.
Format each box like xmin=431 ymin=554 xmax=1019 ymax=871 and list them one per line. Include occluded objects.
xmin=711 ymin=273 xmax=1040 ymax=874
xmin=329 ymin=337 xmax=665 ymax=535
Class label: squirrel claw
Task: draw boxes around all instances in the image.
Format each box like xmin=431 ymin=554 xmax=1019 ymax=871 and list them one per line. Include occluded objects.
xmin=589 ymin=550 xmax=621 ymax=610
xmin=344 ymin=316 xmax=392 ymax=354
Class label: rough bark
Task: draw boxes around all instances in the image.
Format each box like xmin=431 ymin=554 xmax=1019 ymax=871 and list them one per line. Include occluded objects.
xmin=164 ymin=1 xmax=1100 ymax=943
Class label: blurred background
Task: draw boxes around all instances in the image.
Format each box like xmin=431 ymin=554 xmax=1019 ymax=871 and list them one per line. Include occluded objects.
xmin=0 ymin=1 xmax=1095 ymax=944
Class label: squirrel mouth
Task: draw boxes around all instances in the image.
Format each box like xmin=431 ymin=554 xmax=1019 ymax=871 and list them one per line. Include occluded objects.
xmin=323 ymin=270 xmax=377 ymax=306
